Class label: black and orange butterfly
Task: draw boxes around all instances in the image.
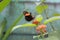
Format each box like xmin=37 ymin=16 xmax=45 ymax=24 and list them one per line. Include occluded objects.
xmin=23 ymin=11 xmax=34 ymax=21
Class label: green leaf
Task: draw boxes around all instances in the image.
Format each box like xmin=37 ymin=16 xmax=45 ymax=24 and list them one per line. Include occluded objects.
xmin=11 ymin=24 xmax=37 ymax=32
xmin=35 ymin=5 xmax=48 ymax=14
xmin=53 ymin=13 xmax=60 ymax=16
xmin=0 ymin=18 xmax=7 ymax=39
xmin=2 ymin=14 xmax=23 ymax=40
xmin=43 ymin=4 xmax=48 ymax=9
xmin=44 ymin=16 xmax=60 ymax=24
xmin=0 ymin=0 xmax=11 ymax=12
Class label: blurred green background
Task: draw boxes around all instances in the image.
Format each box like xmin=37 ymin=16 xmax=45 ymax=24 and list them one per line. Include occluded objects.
xmin=0 ymin=0 xmax=60 ymax=40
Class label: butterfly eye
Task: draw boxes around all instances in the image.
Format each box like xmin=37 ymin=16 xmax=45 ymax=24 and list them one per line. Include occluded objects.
xmin=0 ymin=0 xmax=3 ymax=2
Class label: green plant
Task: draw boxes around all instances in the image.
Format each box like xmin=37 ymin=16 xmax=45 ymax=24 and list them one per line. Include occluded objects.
xmin=0 ymin=17 xmax=7 ymax=40
xmin=44 ymin=16 xmax=60 ymax=24
xmin=2 ymin=14 xmax=43 ymax=40
xmin=2 ymin=14 xmax=23 ymax=40
xmin=53 ymin=13 xmax=60 ymax=16
xmin=11 ymin=15 xmax=43 ymax=33
xmin=1 ymin=0 xmax=60 ymax=40
xmin=33 ymin=16 xmax=60 ymax=39
xmin=33 ymin=0 xmax=60 ymax=40
xmin=0 ymin=0 xmax=11 ymax=12
xmin=35 ymin=4 xmax=48 ymax=14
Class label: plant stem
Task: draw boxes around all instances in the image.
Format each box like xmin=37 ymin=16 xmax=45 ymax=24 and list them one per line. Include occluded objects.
xmin=49 ymin=22 xmax=55 ymax=31
xmin=2 ymin=14 xmax=23 ymax=40
xmin=45 ymin=9 xmax=55 ymax=31
xmin=0 ymin=18 xmax=7 ymax=39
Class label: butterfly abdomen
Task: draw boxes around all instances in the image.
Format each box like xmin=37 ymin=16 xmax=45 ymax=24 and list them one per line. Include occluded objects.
xmin=25 ymin=15 xmax=34 ymax=21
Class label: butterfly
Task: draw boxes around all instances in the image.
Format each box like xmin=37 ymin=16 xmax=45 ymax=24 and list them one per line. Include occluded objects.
xmin=23 ymin=11 xmax=34 ymax=21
